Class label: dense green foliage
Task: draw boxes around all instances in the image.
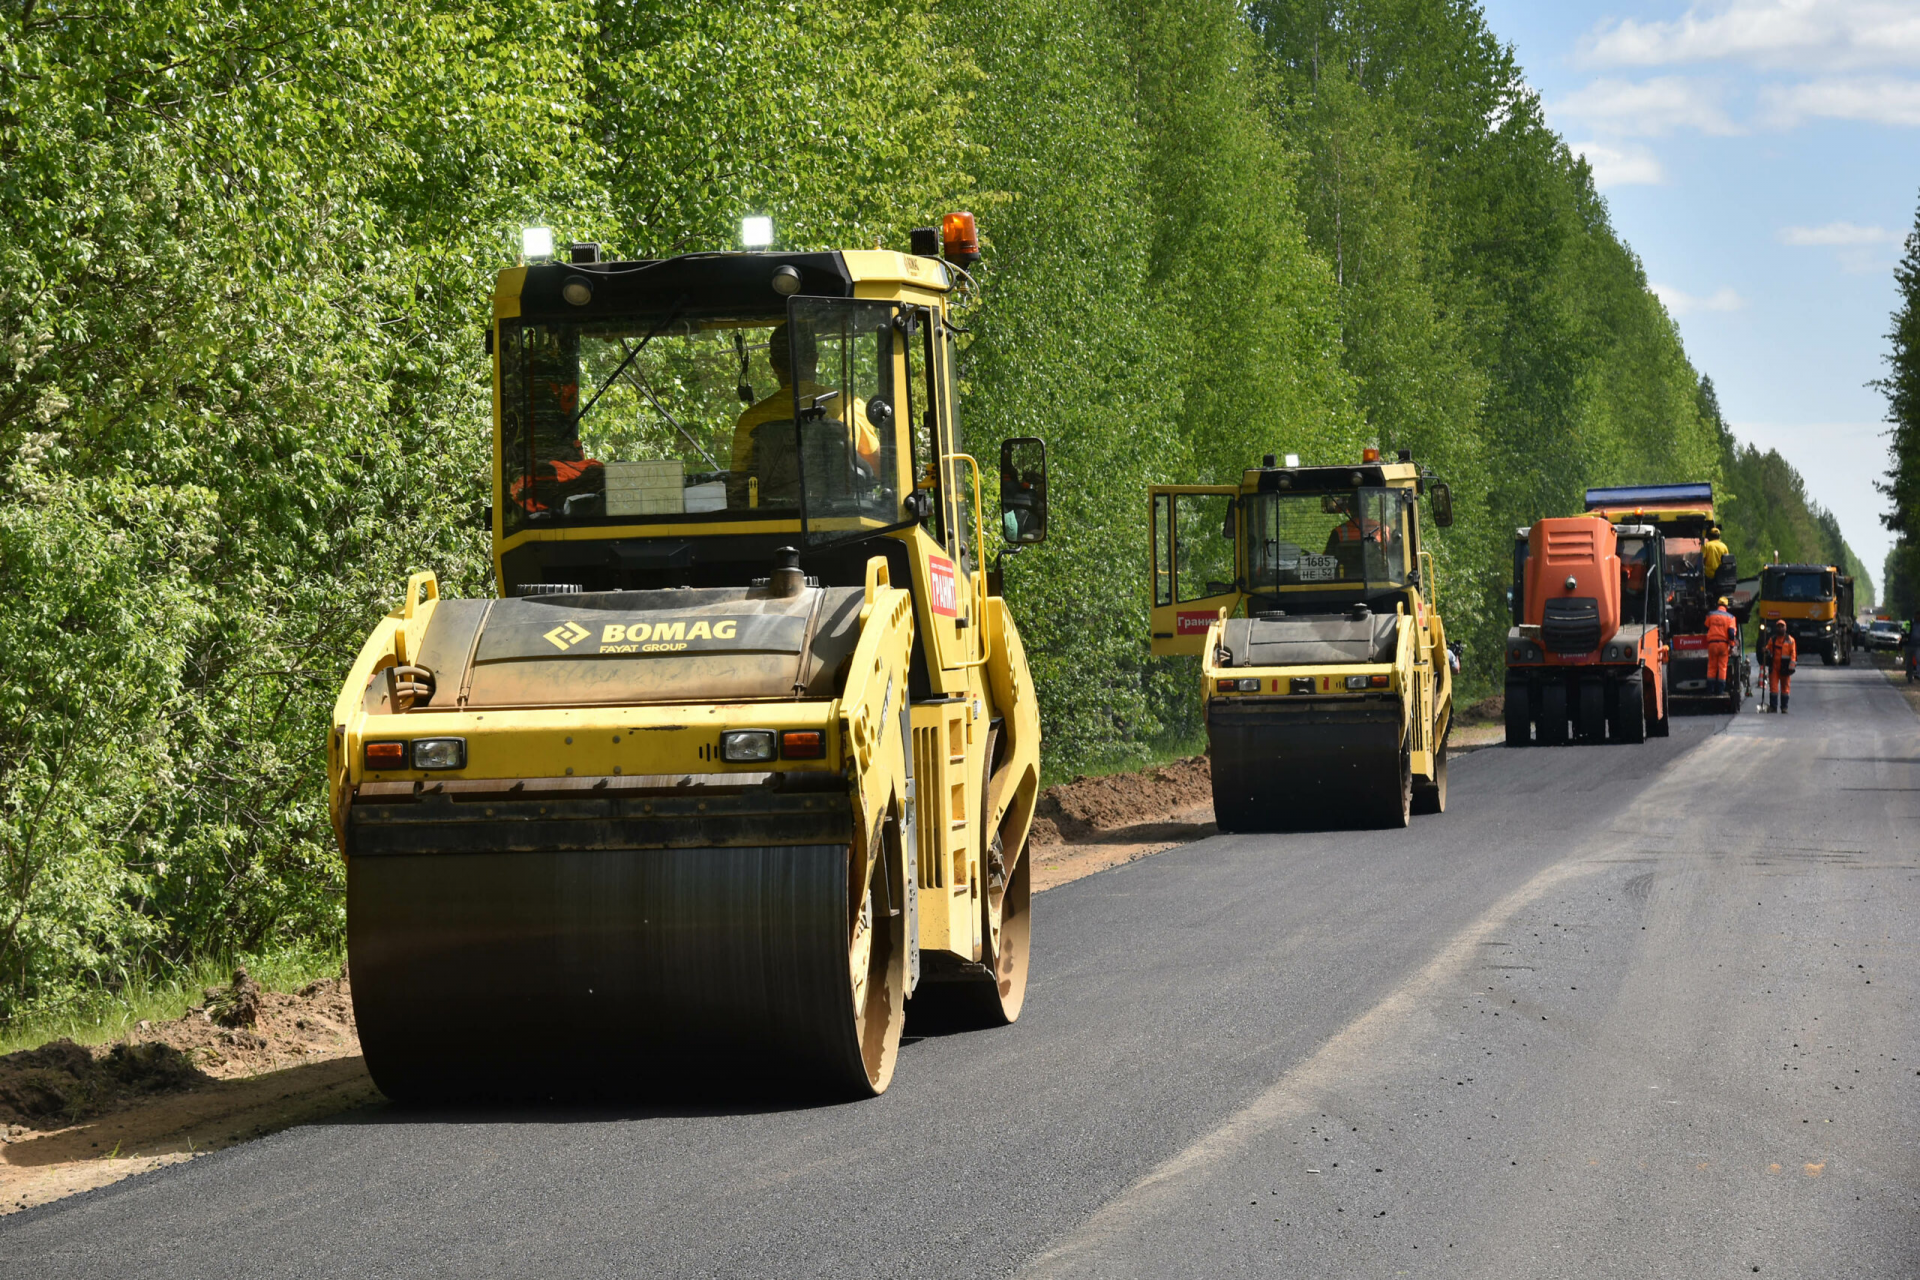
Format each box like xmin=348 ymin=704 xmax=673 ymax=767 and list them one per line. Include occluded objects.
xmin=1879 ymin=195 xmax=1920 ymax=619
xmin=0 ymin=0 xmax=1870 ymax=1018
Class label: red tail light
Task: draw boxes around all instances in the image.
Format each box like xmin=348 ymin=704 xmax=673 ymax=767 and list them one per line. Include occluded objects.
xmin=365 ymin=741 xmax=406 ymax=770
xmin=781 ymin=730 xmax=826 ymax=759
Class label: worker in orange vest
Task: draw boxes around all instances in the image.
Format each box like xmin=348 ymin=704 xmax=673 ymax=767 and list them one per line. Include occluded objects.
xmin=1704 ymin=596 xmax=1737 ymax=697
xmin=1768 ymin=618 xmax=1797 ymax=714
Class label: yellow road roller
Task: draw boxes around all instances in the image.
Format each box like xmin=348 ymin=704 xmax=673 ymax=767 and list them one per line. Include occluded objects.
xmin=328 ymin=219 xmax=1047 ymax=1099
xmin=1149 ymin=450 xmax=1455 ymax=830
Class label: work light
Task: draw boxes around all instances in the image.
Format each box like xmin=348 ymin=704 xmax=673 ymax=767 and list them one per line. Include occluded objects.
xmin=522 ymin=227 xmax=555 ymax=260
xmin=742 ymin=216 xmax=773 ymax=248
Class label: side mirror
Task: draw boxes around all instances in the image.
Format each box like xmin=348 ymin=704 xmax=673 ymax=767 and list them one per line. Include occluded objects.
xmin=1429 ymin=481 xmax=1454 ymax=528
xmin=1221 ymin=503 xmax=1236 ymax=540
xmin=998 ymin=436 xmax=1048 ymax=546
xmin=866 ymin=396 xmax=893 ymax=428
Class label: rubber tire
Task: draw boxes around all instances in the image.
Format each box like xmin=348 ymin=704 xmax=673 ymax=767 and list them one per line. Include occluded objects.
xmin=913 ymin=837 xmax=1030 ymax=1029
xmin=1382 ymin=746 xmax=1412 ymax=828
xmin=1612 ymin=672 xmax=1647 ymax=743
xmin=1504 ymin=680 xmax=1531 ymax=747
xmin=1823 ymin=641 xmax=1837 ymax=667
xmin=1648 ymin=668 xmax=1672 ymax=737
xmin=1538 ymin=681 xmax=1569 ymax=746
xmin=1412 ymin=738 xmax=1448 ymax=814
xmin=1574 ymin=680 xmax=1607 ymax=743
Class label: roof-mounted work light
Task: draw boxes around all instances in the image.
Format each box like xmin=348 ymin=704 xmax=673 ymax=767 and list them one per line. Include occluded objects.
xmin=742 ymin=216 xmax=774 ymax=248
xmin=942 ymin=211 xmax=980 ymax=266
xmin=521 ymin=226 xmax=555 ymax=260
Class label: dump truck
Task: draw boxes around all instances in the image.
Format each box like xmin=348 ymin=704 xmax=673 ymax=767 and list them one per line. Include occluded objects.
xmin=1758 ymin=562 xmax=1855 ymax=665
xmin=1149 ymin=450 xmax=1456 ymax=830
xmin=1582 ymin=483 xmax=1750 ymax=713
xmin=1504 ymin=515 xmax=1670 ymax=744
xmin=328 ymin=218 xmax=1049 ymax=1100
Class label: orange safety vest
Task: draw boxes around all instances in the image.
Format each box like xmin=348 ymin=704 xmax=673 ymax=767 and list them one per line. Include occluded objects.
xmin=1331 ymin=518 xmax=1389 ymax=545
xmin=1704 ymin=608 xmax=1736 ymax=649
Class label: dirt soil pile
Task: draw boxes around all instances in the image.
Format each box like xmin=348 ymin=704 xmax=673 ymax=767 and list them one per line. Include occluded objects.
xmin=0 ymin=967 xmax=359 ymax=1131
xmin=1030 ymin=755 xmax=1213 ymax=846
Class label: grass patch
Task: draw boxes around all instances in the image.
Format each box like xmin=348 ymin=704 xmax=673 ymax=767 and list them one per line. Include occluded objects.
xmin=0 ymin=944 xmax=345 ymax=1057
xmin=1041 ymin=729 xmax=1209 ymax=789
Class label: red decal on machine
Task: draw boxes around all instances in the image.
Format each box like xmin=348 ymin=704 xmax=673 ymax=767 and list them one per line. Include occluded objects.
xmin=1673 ymin=635 xmax=1707 ymax=651
xmin=1176 ymin=611 xmax=1217 ymax=635
xmin=928 ymin=556 xmax=958 ymax=617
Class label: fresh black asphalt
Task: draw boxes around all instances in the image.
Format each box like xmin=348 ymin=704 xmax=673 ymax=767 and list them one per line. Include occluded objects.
xmin=4 ymin=663 xmax=1915 ymax=1277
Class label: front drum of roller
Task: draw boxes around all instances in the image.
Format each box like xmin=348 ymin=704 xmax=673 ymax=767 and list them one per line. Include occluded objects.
xmin=347 ymin=843 xmax=902 ymax=1102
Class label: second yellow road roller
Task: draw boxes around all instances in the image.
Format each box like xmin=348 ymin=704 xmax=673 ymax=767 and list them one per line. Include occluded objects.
xmin=328 ymin=216 xmax=1047 ymax=1099
xmin=1149 ymin=450 xmax=1456 ymax=830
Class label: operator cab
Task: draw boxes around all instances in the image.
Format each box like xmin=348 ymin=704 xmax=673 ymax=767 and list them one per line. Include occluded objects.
xmin=1148 ymin=450 xmax=1452 ymax=656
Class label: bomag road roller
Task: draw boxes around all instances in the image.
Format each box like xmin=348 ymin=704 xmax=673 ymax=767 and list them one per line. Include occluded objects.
xmin=1758 ymin=562 xmax=1855 ymax=666
xmin=1504 ymin=515 xmax=1670 ymax=744
xmin=328 ymin=217 xmax=1050 ymax=1100
xmin=1581 ymin=483 xmax=1750 ymax=713
xmin=1149 ymin=449 xmax=1456 ymax=831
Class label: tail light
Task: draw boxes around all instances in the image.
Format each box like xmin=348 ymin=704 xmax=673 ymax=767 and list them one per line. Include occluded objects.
xmin=364 ymin=741 xmax=406 ymax=770
xmin=780 ymin=730 xmax=826 ymax=759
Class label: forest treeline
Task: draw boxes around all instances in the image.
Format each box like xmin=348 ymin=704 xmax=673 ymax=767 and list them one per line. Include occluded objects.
xmin=1881 ymin=196 xmax=1920 ymax=617
xmin=0 ymin=0 xmax=1871 ymax=1017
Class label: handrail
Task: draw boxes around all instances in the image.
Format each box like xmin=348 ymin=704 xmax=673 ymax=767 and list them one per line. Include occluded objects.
xmin=945 ymin=452 xmax=993 ymax=670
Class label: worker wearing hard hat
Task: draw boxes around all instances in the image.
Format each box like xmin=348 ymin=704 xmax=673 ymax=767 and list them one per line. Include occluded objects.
xmin=1702 ymin=526 xmax=1730 ymax=585
xmin=1768 ymin=618 xmax=1797 ymax=714
xmin=1704 ymin=596 xmax=1737 ymax=697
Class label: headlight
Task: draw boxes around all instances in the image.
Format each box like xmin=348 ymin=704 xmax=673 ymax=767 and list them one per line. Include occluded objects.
xmin=1216 ymin=678 xmax=1261 ymax=693
xmin=1345 ymin=674 xmax=1369 ymax=690
xmin=719 ymin=730 xmax=778 ymax=763
xmin=411 ymin=738 xmax=467 ymax=770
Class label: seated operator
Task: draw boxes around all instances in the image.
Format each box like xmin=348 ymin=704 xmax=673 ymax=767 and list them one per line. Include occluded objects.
xmin=1324 ymin=493 xmax=1391 ymax=579
xmin=729 ymin=322 xmax=880 ymax=508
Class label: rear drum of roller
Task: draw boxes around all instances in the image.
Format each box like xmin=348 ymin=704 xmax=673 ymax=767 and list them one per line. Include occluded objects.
xmin=348 ymin=843 xmax=901 ymax=1101
xmin=1207 ymin=701 xmax=1404 ymax=831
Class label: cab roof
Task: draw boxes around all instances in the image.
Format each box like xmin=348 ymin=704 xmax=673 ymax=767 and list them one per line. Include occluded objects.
xmin=493 ymin=250 xmax=950 ymax=324
xmin=1242 ymin=459 xmax=1421 ymax=493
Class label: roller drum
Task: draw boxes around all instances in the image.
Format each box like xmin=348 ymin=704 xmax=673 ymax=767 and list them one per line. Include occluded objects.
xmin=348 ymin=842 xmax=891 ymax=1101
xmin=1207 ymin=700 xmax=1404 ymax=830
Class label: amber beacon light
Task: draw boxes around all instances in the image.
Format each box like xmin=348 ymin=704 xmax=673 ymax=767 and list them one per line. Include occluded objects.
xmin=942 ymin=212 xmax=980 ymax=266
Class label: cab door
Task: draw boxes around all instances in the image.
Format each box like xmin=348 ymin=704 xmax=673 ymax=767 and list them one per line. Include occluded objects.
xmin=1149 ymin=485 xmax=1243 ymax=656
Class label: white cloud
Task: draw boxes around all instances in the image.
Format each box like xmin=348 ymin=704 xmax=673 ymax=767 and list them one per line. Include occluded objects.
xmin=1778 ymin=221 xmax=1901 ymax=245
xmin=1571 ymin=141 xmax=1666 ymax=187
xmin=1652 ymin=283 xmax=1747 ymax=315
xmin=1555 ymin=75 xmax=1742 ymax=136
xmin=1761 ymin=75 xmax=1920 ymax=125
xmin=1581 ymin=1 xmax=1920 ymax=74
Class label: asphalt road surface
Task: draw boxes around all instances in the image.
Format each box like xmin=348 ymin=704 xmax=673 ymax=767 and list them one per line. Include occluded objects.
xmin=5 ymin=663 xmax=1916 ymax=1277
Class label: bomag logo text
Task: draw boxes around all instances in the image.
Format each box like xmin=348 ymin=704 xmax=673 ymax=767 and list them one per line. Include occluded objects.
xmin=597 ymin=618 xmax=739 ymax=654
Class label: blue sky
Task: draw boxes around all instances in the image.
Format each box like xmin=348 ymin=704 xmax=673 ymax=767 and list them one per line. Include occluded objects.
xmin=1477 ymin=0 xmax=1919 ymax=595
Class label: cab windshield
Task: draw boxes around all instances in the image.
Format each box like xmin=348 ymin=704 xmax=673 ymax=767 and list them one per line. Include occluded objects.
xmin=499 ymin=298 xmax=903 ymax=541
xmin=1246 ymin=488 xmax=1410 ymax=594
xmin=1762 ymin=569 xmax=1831 ymax=602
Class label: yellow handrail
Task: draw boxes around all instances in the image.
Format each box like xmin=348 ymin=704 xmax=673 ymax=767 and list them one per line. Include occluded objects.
xmin=945 ymin=452 xmax=993 ymax=670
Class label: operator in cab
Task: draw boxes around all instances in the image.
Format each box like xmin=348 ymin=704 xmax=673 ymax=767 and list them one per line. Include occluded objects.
xmin=1323 ymin=493 xmax=1392 ymax=580
xmin=729 ymin=321 xmax=879 ymax=508
xmin=1702 ymin=525 xmax=1729 ymax=583
xmin=1768 ymin=618 xmax=1797 ymax=714
xmin=1704 ymin=596 xmax=1737 ymax=698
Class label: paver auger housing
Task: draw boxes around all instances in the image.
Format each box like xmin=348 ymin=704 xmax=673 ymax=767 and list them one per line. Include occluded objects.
xmin=329 ymin=229 xmax=1049 ymax=1100
xmin=1150 ymin=451 xmax=1456 ymax=830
